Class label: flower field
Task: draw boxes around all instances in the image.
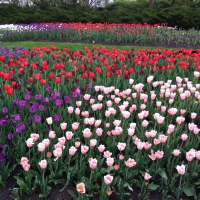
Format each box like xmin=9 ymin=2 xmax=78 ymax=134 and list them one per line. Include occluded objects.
xmin=0 ymin=23 xmax=200 ymax=48
xmin=0 ymin=23 xmax=200 ymax=200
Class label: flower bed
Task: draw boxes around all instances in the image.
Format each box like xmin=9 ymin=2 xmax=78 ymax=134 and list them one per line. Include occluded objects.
xmin=0 ymin=45 xmax=200 ymax=199
xmin=1 ymin=23 xmax=200 ymax=48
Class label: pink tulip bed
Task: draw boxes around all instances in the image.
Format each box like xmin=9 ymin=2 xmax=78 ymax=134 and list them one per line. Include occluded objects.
xmin=0 ymin=44 xmax=200 ymax=200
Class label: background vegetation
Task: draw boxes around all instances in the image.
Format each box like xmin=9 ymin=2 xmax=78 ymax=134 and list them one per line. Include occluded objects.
xmin=0 ymin=0 xmax=200 ymax=29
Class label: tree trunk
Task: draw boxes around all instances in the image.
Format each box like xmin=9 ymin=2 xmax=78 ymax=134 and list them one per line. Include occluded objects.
xmin=149 ymin=0 xmax=154 ymax=8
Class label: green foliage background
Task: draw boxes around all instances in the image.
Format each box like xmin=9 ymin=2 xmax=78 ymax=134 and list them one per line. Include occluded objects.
xmin=0 ymin=0 xmax=200 ymax=29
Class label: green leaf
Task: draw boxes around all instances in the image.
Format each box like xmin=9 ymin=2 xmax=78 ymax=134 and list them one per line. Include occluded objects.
xmin=148 ymin=183 xmax=159 ymax=191
xmin=183 ymin=186 xmax=196 ymax=197
xmin=124 ymin=182 xmax=133 ymax=191
xmin=68 ymin=190 xmax=78 ymax=200
xmin=158 ymin=170 xmax=168 ymax=185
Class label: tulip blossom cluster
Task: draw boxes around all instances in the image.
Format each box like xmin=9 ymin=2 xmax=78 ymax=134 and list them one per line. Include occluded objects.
xmin=0 ymin=45 xmax=200 ymax=199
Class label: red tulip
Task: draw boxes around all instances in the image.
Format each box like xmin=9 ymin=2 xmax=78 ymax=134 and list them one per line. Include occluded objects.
xmin=6 ymin=88 xmax=13 ymax=95
xmin=3 ymin=73 xmax=10 ymax=80
xmin=29 ymin=77 xmax=34 ymax=82
xmin=82 ymin=72 xmax=88 ymax=79
xmin=4 ymin=84 xmax=11 ymax=90
xmin=35 ymin=73 xmax=41 ymax=81
xmin=116 ymin=69 xmax=121 ymax=76
xmin=0 ymin=56 xmax=4 ymax=61
xmin=55 ymin=77 xmax=61 ymax=84
xmin=89 ymin=72 xmax=95 ymax=78
xmin=3 ymin=64 xmax=8 ymax=69
xmin=40 ymin=79 xmax=46 ymax=86
xmin=66 ymin=72 xmax=72 ymax=78
xmin=49 ymin=73 xmax=54 ymax=79
xmin=96 ymin=66 xmax=102 ymax=73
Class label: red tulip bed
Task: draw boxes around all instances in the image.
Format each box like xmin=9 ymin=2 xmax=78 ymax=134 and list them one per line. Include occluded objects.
xmin=1 ymin=22 xmax=200 ymax=49
xmin=0 ymin=34 xmax=200 ymax=199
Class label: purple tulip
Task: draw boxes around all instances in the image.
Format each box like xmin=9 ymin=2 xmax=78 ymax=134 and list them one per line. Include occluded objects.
xmin=7 ymin=133 xmax=14 ymax=140
xmin=34 ymin=115 xmax=41 ymax=123
xmin=0 ymin=153 xmax=6 ymax=162
xmin=0 ymin=144 xmax=4 ymax=154
xmin=2 ymin=107 xmax=8 ymax=114
xmin=35 ymin=94 xmax=42 ymax=101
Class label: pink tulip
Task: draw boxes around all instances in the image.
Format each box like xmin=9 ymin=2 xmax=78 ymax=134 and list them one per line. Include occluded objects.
xmin=42 ymin=139 xmax=50 ymax=147
xmin=90 ymin=139 xmax=97 ymax=147
xmin=67 ymin=106 xmax=74 ymax=114
xmin=69 ymin=146 xmax=77 ymax=156
xmin=140 ymin=104 xmax=146 ymax=110
xmin=119 ymin=155 xmax=124 ymax=160
xmin=167 ymin=124 xmax=175 ymax=134
xmin=96 ymin=128 xmax=103 ymax=137
xmin=22 ymin=163 xmax=30 ymax=171
xmin=191 ymin=113 xmax=197 ymax=119
xmin=83 ymin=128 xmax=92 ymax=138
xmin=105 ymin=110 xmax=111 ymax=117
xmin=38 ymin=159 xmax=47 ymax=169
xmin=83 ymin=94 xmax=91 ymax=100
xmin=173 ymin=149 xmax=181 ymax=156
xmin=124 ymin=158 xmax=136 ymax=168
xmin=129 ymin=123 xmax=136 ymax=129
xmin=129 ymin=78 xmax=134 ymax=84
xmin=137 ymin=142 xmax=144 ymax=150
xmin=128 ymin=128 xmax=135 ymax=136
xmin=186 ymin=150 xmax=196 ymax=162
xmin=66 ymin=131 xmax=74 ymax=140
xmin=20 ymin=157 xmax=29 ymax=165
xmin=38 ymin=142 xmax=45 ymax=152
xmin=30 ymin=133 xmax=39 ymax=142
xmin=114 ymin=97 xmax=121 ymax=104
xmin=103 ymin=150 xmax=112 ymax=158
xmin=106 ymin=157 xmax=114 ymax=167
xmin=91 ymin=104 xmax=98 ymax=111
xmin=26 ymin=138 xmax=34 ymax=148
xmin=76 ymin=101 xmax=82 ymax=107
xmin=94 ymin=119 xmax=102 ymax=127
xmin=81 ymin=145 xmax=89 ymax=154
xmin=53 ymin=148 xmax=62 ymax=157
xmin=104 ymin=174 xmax=113 ymax=185
xmin=121 ymin=111 xmax=130 ymax=119
xmin=75 ymin=141 xmax=81 ymax=148
xmin=147 ymin=76 xmax=154 ymax=83
xmin=143 ymin=142 xmax=152 ymax=150
xmin=144 ymin=172 xmax=152 ymax=180
xmin=117 ymin=142 xmax=126 ymax=151
xmin=89 ymin=158 xmax=98 ymax=169
xmin=188 ymin=123 xmax=197 ymax=131
xmin=156 ymin=101 xmax=162 ymax=107
xmin=142 ymin=120 xmax=149 ymax=127
xmin=155 ymin=150 xmax=164 ymax=159
xmin=149 ymin=153 xmax=156 ymax=161
xmin=157 ymin=116 xmax=165 ymax=124
xmin=153 ymin=138 xmax=160 ymax=145
xmin=195 ymin=151 xmax=200 ymax=160
xmin=72 ymin=122 xmax=79 ymax=131
xmin=58 ymin=137 xmax=66 ymax=146
xmin=176 ymin=164 xmax=185 ymax=175
xmin=49 ymin=130 xmax=56 ymax=139
xmin=180 ymin=109 xmax=186 ymax=115
xmin=76 ymin=183 xmax=86 ymax=194
xmin=88 ymin=118 xmax=95 ymax=126
xmin=132 ymin=93 xmax=137 ymax=99
xmin=158 ymin=134 xmax=168 ymax=143
xmin=60 ymin=122 xmax=67 ymax=130
xmin=46 ymin=117 xmax=53 ymax=125
xmin=98 ymin=144 xmax=105 ymax=153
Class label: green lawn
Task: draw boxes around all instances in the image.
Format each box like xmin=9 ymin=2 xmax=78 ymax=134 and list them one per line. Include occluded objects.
xmin=0 ymin=41 xmax=178 ymax=51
